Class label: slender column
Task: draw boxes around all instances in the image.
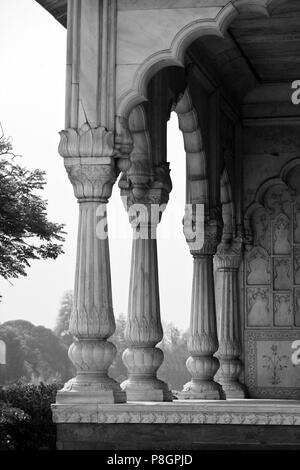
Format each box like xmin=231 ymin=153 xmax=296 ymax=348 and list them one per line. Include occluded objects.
xmin=56 ymin=156 xmax=126 ymax=404
xmin=119 ymin=102 xmax=172 ymax=401
xmin=120 ymin=175 xmax=172 ymax=400
xmin=55 ymin=0 xmax=129 ymax=404
xmin=215 ymin=241 xmax=245 ymax=399
xmin=180 ymin=215 xmax=222 ymax=399
xmin=121 ymin=208 xmax=172 ymax=401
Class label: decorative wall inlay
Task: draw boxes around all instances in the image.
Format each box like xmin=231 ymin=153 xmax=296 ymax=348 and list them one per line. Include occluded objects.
xmin=261 ymin=344 xmax=289 ymax=386
xmin=245 ymin=330 xmax=300 ymax=399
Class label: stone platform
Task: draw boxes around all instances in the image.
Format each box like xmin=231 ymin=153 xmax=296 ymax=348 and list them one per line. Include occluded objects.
xmin=52 ymin=400 xmax=300 ymax=450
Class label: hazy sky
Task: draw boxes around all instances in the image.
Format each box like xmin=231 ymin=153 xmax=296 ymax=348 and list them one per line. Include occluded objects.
xmin=0 ymin=0 xmax=192 ymax=331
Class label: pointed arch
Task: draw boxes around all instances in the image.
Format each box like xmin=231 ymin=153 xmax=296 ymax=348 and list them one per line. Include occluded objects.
xmin=116 ymin=0 xmax=290 ymax=118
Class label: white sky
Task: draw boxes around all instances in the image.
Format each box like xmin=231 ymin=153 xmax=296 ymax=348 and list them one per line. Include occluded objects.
xmin=0 ymin=0 xmax=192 ymax=331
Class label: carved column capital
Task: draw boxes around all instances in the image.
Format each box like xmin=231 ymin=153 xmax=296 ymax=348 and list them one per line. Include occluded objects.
xmin=188 ymin=217 xmax=223 ymax=257
xmin=215 ymin=239 xmax=243 ymax=271
xmin=59 ymin=123 xmax=115 ymax=159
xmin=120 ymin=162 xmax=171 ymax=200
xmin=63 ymin=158 xmax=117 ymax=202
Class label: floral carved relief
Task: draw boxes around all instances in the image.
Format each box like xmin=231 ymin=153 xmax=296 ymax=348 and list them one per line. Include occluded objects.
xmin=245 ymin=160 xmax=300 ymax=329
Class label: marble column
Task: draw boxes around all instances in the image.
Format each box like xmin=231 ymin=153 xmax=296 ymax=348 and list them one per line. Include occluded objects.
xmin=56 ymin=154 xmax=126 ymax=404
xmin=215 ymin=241 xmax=245 ymax=399
xmin=181 ymin=214 xmax=222 ymax=399
xmin=120 ymin=171 xmax=173 ymax=402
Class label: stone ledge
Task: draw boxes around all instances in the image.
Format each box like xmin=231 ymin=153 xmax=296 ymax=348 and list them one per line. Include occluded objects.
xmin=52 ymin=399 xmax=300 ymax=426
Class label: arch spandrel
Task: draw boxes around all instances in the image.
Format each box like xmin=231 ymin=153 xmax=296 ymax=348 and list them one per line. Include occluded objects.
xmin=115 ymin=0 xmax=284 ymax=118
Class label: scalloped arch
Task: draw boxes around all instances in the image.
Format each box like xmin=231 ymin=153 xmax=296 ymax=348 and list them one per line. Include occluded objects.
xmin=117 ymin=0 xmax=286 ymax=118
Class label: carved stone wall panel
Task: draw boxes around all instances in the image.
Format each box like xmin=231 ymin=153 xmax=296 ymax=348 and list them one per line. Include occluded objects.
xmin=263 ymin=185 xmax=292 ymax=220
xmin=246 ymin=247 xmax=270 ymax=285
xmin=245 ymin=164 xmax=300 ymax=333
xmin=273 ymin=214 xmax=291 ymax=255
xmin=294 ymin=289 xmax=300 ymax=327
xmin=273 ymin=258 xmax=291 ymax=291
xmin=274 ymin=293 xmax=293 ymax=327
xmin=294 ymin=250 xmax=300 ymax=284
xmin=245 ymin=330 xmax=300 ymax=399
xmin=246 ymin=288 xmax=272 ymax=327
xmin=244 ymin=161 xmax=300 ymax=398
xmin=294 ymin=201 xmax=300 ymax=243
xmin=252 ymin=208 xmax=271 ymax=253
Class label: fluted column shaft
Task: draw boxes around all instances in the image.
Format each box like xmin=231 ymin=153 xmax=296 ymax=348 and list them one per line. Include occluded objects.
xmin=181 ymin=215 xmax=222 ymax=399
xmin=121 ymin=221 xmax=172 ymax=401
xmin=56 ymin=158 xmax=126 ymax=404
xmin=215 ymin=244 xmax=245 ymax=398
xmin=119 ymin=101 xmax=172 ymax=401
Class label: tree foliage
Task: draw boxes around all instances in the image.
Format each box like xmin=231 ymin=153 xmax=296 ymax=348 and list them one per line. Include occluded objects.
xmin=54 ymin=289 xmax=74 ymax=347
xmin=0 ymin=320 xmax=72 ymax=383
xmin=0 ymin=125 xmax=65 ymax=281
xmin=0 ymin=382 xmax=61 ymax=450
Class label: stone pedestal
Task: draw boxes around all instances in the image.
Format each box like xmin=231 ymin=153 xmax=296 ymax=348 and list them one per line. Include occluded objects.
xmin=52 ymin=400 xmax=300 ymax=450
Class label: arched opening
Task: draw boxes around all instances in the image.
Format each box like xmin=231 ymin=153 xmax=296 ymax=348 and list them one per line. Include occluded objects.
xmin=119 ymin=0 xmax=300 ymax=399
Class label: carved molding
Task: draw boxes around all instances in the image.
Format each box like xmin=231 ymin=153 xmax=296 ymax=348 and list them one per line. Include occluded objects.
xmin=52 ymin=403 xmax=300 ymax=425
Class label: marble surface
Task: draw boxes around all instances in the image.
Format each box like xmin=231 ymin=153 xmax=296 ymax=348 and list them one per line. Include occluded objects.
xmin=52 ymin=399 xmax=300 ymax=425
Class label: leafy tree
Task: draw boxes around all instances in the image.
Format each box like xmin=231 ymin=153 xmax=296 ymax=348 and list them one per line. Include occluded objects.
xmin=158 ymin=323 xmax=189 ymax=391
xmin=54 ymin=289 xmax=74 ymax=347
xmin=0 ymin=320 xmax=72 ymax=383
xmin=0 ymin=382 xmax=61 ymax=450
xmin=0 ymin=125 xmax=65 ymax=282
xmin=110 ymin=313 xmax=127 ymax=382
xmin=0 ymin=326 xmax=26 ymax=383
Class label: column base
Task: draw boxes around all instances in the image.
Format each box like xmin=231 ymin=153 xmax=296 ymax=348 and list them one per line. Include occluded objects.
xmin=179 ymin=380 xmax=222 ymax=400
xmin=121 ymin=377 xmax=173 ymax=402
xmin=56 ymin=375 xmax=126 ymax=404
xmin=219 ymin=382 xmax=246 ymax=400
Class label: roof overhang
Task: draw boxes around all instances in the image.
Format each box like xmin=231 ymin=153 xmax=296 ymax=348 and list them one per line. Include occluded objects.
xmin=35 ymin=0 xmax=67 ymax=28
